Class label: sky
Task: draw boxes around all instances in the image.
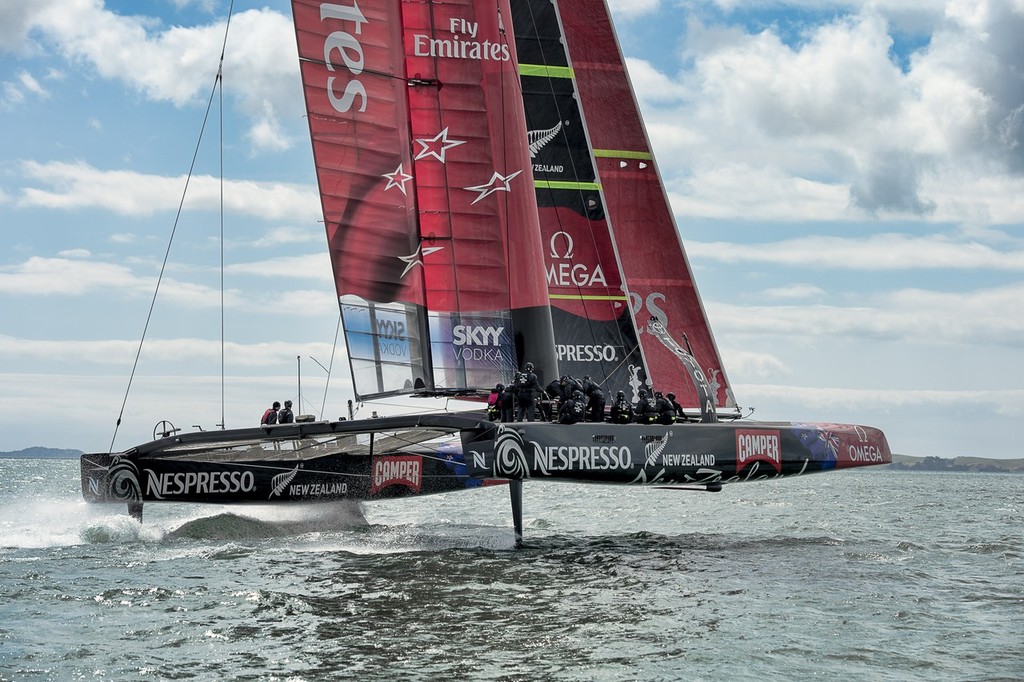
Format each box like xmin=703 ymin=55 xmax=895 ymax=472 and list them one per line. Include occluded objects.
xmin=1 ymin=0 xmax=1021 ymax=458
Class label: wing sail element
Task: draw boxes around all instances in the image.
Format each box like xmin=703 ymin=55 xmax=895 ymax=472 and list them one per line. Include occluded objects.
xmin=293 ymin=0 xmax=557 ymax=400
xmin=511 ymin=0 xmax=736 ymax=409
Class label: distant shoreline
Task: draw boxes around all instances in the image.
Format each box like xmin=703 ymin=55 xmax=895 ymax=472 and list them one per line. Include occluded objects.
xmin=887 ymin=454 xmax=1024 ymax=474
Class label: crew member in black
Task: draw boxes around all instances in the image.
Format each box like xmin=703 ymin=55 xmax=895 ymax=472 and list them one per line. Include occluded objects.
xmin=667 ymin=392 xmax=685 ymax=423
xmin=654 ymin=391 xmax=676 ymax=425
xmin=609 ymin=390 xmax=633 ymax=424
xmin=544 ymin=378 xmax=565 ymax=421
xmin=583 ymin=377 xmax=606 ymax=422
xmin=515 ymin=362 xmax=541 ymax=422
xmin=499 ymin=384 xmax=516 ymax=422
xmin=279 ymin=399 xmax=295 ymax=424
xmin=634 ymin=390 xmax=658 ymax=424
xmin=558 ymin=390 xmax=587 ymax=424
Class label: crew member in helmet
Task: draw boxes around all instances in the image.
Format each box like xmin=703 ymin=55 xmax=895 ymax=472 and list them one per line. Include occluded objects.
xmin=654 ymin=391 xmax=676 ymax=425
xmin=634 ymin=389 xmax=658 ymax=424
xmin=514 ymin=361 xmax=541 ymax=422
xmin=558 ymin=390 xmax=587 ymax=424
xmin=609 ymin=390 xmax=633 ymax=424
xmin=667 ymin=392 xmax=685 ymax=423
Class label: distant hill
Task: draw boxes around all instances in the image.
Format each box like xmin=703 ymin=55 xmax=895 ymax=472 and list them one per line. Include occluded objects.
xmin=0 ymin=446 xmax=83 ymax=459
xmin=889 ymin=454 xmax=1024 ymax=473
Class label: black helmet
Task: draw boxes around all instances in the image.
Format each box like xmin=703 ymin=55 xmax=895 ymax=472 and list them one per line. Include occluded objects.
xmin=616 ymin=390 xmax=625 ymax=399
xmin=573 ymin=390 xmax=583 ymax=400
xmin=638 ymin=390 xmax=647 ymax=399
xmin=496 ymin=383 xmax=504 ymax=391
xmin=667 ymin=392 xmax=676 ymax=401
xmin=655 ymin=391 xmax=663 ymax=399
xmin=525 ymin=362 xmax=534 ymax=371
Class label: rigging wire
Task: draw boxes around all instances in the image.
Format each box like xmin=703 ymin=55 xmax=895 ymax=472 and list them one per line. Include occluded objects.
xmin=219 ymin=49 xmax=226 ymax=431
xmin=108 ymin=1 xmax=236 ymax=453
xmin=319 ymin=311 xmax=343 ymax=420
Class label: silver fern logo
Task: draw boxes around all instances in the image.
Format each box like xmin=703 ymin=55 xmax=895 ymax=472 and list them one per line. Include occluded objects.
xmin=493 ymin=425 xmax=530 ymax=479
xmin=269 ymin=465 xmax=300 ymax=499
xmin=106 ymin=456 xmax=142 ymax=502
xmin=528 ymin=121 xmax=562 ymax=158
xmin=644 ymin=431 xmax=671 ymax=468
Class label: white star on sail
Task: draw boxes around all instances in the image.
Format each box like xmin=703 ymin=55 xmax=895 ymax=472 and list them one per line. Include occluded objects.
xmin=398 ymin=244 xmax=444 ymax=278
xmin=382 ymin=164 xmax=413 ymax=195
xmin=464 ymin=169 xmax=523 ymax=205
xmin=413 ymin=127 xmax=466 ymax=163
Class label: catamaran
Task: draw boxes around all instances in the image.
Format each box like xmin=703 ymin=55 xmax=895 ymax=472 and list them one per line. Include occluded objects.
xmin=81 ymin=0 xmax=892 ymax=545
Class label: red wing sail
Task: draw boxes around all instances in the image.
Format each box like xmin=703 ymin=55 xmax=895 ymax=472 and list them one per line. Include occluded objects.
xmin=517 ymin=0 xmax=736 ymax=409
xmin=293 ymin=0 xmax=557 ymax=400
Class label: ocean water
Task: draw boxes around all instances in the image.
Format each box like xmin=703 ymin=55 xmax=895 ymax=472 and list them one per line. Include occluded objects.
xmin=0 ymin=459 xmax=1021 ymax=681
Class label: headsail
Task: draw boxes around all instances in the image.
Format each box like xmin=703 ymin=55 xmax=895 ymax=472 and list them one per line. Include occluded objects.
xmin=510 ymin=0 xmax=736 ymax=409
xmin=293 ymin=0 xmax=557 ymax=401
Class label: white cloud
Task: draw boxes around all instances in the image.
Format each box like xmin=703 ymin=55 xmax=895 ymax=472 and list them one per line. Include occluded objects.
xmin=608 ymin=0 xmax=663 ymax=19
xmin=0 ymin=255 xmax=332 ymax=314
xmin=0 ymin=335 xmax=341 ymax=368
xmin=687 ymin=232 xmax=1024 ymax=270
xmin=17 ymin=71 xmax=48 ymax=97
xmin=709 ymin=281 xmax=1024 ymax=347
xmin=17 ymin=161 xmax=318 ymax=220
xmin=7 ymin=4 xmax=303 ymax=155
xmin=761 ymin=284 xmax=826 ymax=300
xmin=226 ymin=254 xmax=332 ymax=282
xmin=635 ymin=2 xmax=1024 ymax=223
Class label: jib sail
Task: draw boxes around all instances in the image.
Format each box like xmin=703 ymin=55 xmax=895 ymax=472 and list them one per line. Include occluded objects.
xmin=292 ymin=0 xmax=556 ymax=401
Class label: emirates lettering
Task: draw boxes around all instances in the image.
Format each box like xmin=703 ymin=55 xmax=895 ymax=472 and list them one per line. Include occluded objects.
xmin=321 ymin=2 xmax=368 ymax=113
xmin=848 ymin=444 xmax=884 ymax=463
xmin=547 ymin=262 xmax=607 ymax=288
xmin=452 ymin=325 xmax=503 ymax=346
xmin=533 ymin=445 xmax=633 ymax=473
xmin=146 ymin=470 xmax=256 ymax=497
xmin=557 ymin=344 xmax=618 ymax=362
xmin=736 ymin=430 xmax=781 ymax=467
xmin=412 ymin=34 xmax=511 ymax=62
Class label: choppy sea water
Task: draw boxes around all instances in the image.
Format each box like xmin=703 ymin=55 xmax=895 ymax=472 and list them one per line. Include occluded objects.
xmin=1 ymin=458 xmax=1021 ymax=681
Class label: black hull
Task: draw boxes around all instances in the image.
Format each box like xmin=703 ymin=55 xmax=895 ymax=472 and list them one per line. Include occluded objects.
xmin=81 ymin=414 xmax=498 ymax=508
xmin=82 ymin=414 xmax=890 ymax=511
